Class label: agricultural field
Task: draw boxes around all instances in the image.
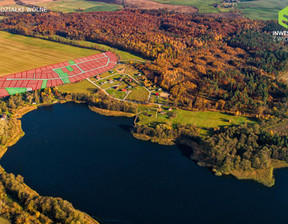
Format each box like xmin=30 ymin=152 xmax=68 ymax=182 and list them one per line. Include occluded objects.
xmin=0 ymin=31 xmax=100 ymax=76
xmin=151 ymin=0 xmax=230 ymax=13
xmin=0 ymin=51 xmax=117 ymax=97
xmin=70 ymin=39 xmax=145 ymax=62
xmin=0 ymin=31 xmax=144 ymax=77
xmin=21 ymin=0 xmax=122 ymax=12
xmin=138 ymin=107 xmax=256 ymax=136
xmin=237 ymin=0 xmax=287 ymax=20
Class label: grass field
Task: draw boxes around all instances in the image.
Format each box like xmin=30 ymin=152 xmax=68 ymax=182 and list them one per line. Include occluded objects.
xmin=57 ymin=80 xmax=97 ymax=94
xmin=126 ymin=86 xmax=150 ymax=102
xmin=106 ymin=88 xmax=127 ymax=99
xmin=0 ymin=31 xmax=100 ymax=76
xmin=138 ymin=108 xmax=256 ymax=135
xmin=22 ymin=0 xmax=122 ymax=12
xmin=152 ymin=0 xmax=230 ymax=13
xmin=72 ymin=39 xmax=145 ymax=61
xmin=238 ymin=0 xmax=287 ymax=20
xmin=0 ymin=31 xmax=145 ymax=77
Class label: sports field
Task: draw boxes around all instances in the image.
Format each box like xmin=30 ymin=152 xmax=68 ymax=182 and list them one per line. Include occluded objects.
xmin=0 ymin=52 xmax=117 ymax=97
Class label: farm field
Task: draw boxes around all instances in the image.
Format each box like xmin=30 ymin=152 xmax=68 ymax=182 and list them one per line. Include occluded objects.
xmin=0 ymin=31 xmax=144 ymax=77
xmin=0 ymin=31 xmax=100 ymax=76
xmin=0 ymin=51 xmax=117 ymax=97
xmin=237 ymin=0 xmax=287 ymax=20
xmin=22 ymin=0 xmax=122 ymax=12
xmin=68 ymin=38 xmax=145 ymax=62
xmin=151 ymin=0 xmax=230 ymax=13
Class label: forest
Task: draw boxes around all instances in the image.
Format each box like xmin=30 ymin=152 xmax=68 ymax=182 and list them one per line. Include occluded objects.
xmin=1 ymin=10 xmax=288 ymax=114
xmin=0 ymin=9 xmax=288 ymax=218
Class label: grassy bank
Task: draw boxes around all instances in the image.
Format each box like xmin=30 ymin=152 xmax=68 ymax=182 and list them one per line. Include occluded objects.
xmin=88 ymin=106 xmax=135 ymax=117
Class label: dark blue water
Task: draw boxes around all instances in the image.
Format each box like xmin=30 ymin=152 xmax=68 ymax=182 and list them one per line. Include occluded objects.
xmin=1 ymin=103 xmax=288 ymax=224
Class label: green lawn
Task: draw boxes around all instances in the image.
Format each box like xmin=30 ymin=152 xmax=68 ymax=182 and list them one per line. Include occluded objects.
xmin=238 ymin=0 xmax=287 ymax=20
xmin=0 ymin=31 xmax=100 ymax=76
xmin=57 ymin=80 xmax=97 ymax=94
xmin=106 ymin=88 xmax=127 ymax=99
xmin=138 ymin=108 xmax=256 ymax=135
xmin=29 ymin=0 xmax=122 ymax=12
xmin=126 ymin=86 xmax=150 ymax=102
xmin=152 ymin=0 xmax=231 ymax=13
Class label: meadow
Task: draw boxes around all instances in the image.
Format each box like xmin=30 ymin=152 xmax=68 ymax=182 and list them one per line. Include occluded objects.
xmin=237 ymin=0 xmax=287 ymax=20
xmin=20 ymin=0 xmax=122 ymax=12
xmin=151 ymin=0 xmax=230 ymax=13
xmin=57 ymin=80 xmax=97 ymax=94
xmin=138 ymin=107 xmax=256 ymax=136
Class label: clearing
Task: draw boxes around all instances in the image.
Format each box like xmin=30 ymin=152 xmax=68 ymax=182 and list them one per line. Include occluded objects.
xmin=137 ymin=108 xmax=256 ymax=136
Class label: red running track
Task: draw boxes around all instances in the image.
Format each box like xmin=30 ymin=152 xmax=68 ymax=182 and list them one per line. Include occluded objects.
xmin=0 ymin=51 xmax=118 ymax=97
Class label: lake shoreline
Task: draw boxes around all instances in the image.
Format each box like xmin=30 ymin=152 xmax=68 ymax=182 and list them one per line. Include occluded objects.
xmin=2 ymin=99 xmax=287 ymax=188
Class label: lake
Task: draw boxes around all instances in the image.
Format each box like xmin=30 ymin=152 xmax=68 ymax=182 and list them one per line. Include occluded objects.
xmin=1 ymin=102 xmax=288 ymax=224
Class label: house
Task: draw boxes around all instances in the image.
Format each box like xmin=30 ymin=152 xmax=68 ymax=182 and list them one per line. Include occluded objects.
xmin=122 ymin=89 xmax=127 ymax=92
